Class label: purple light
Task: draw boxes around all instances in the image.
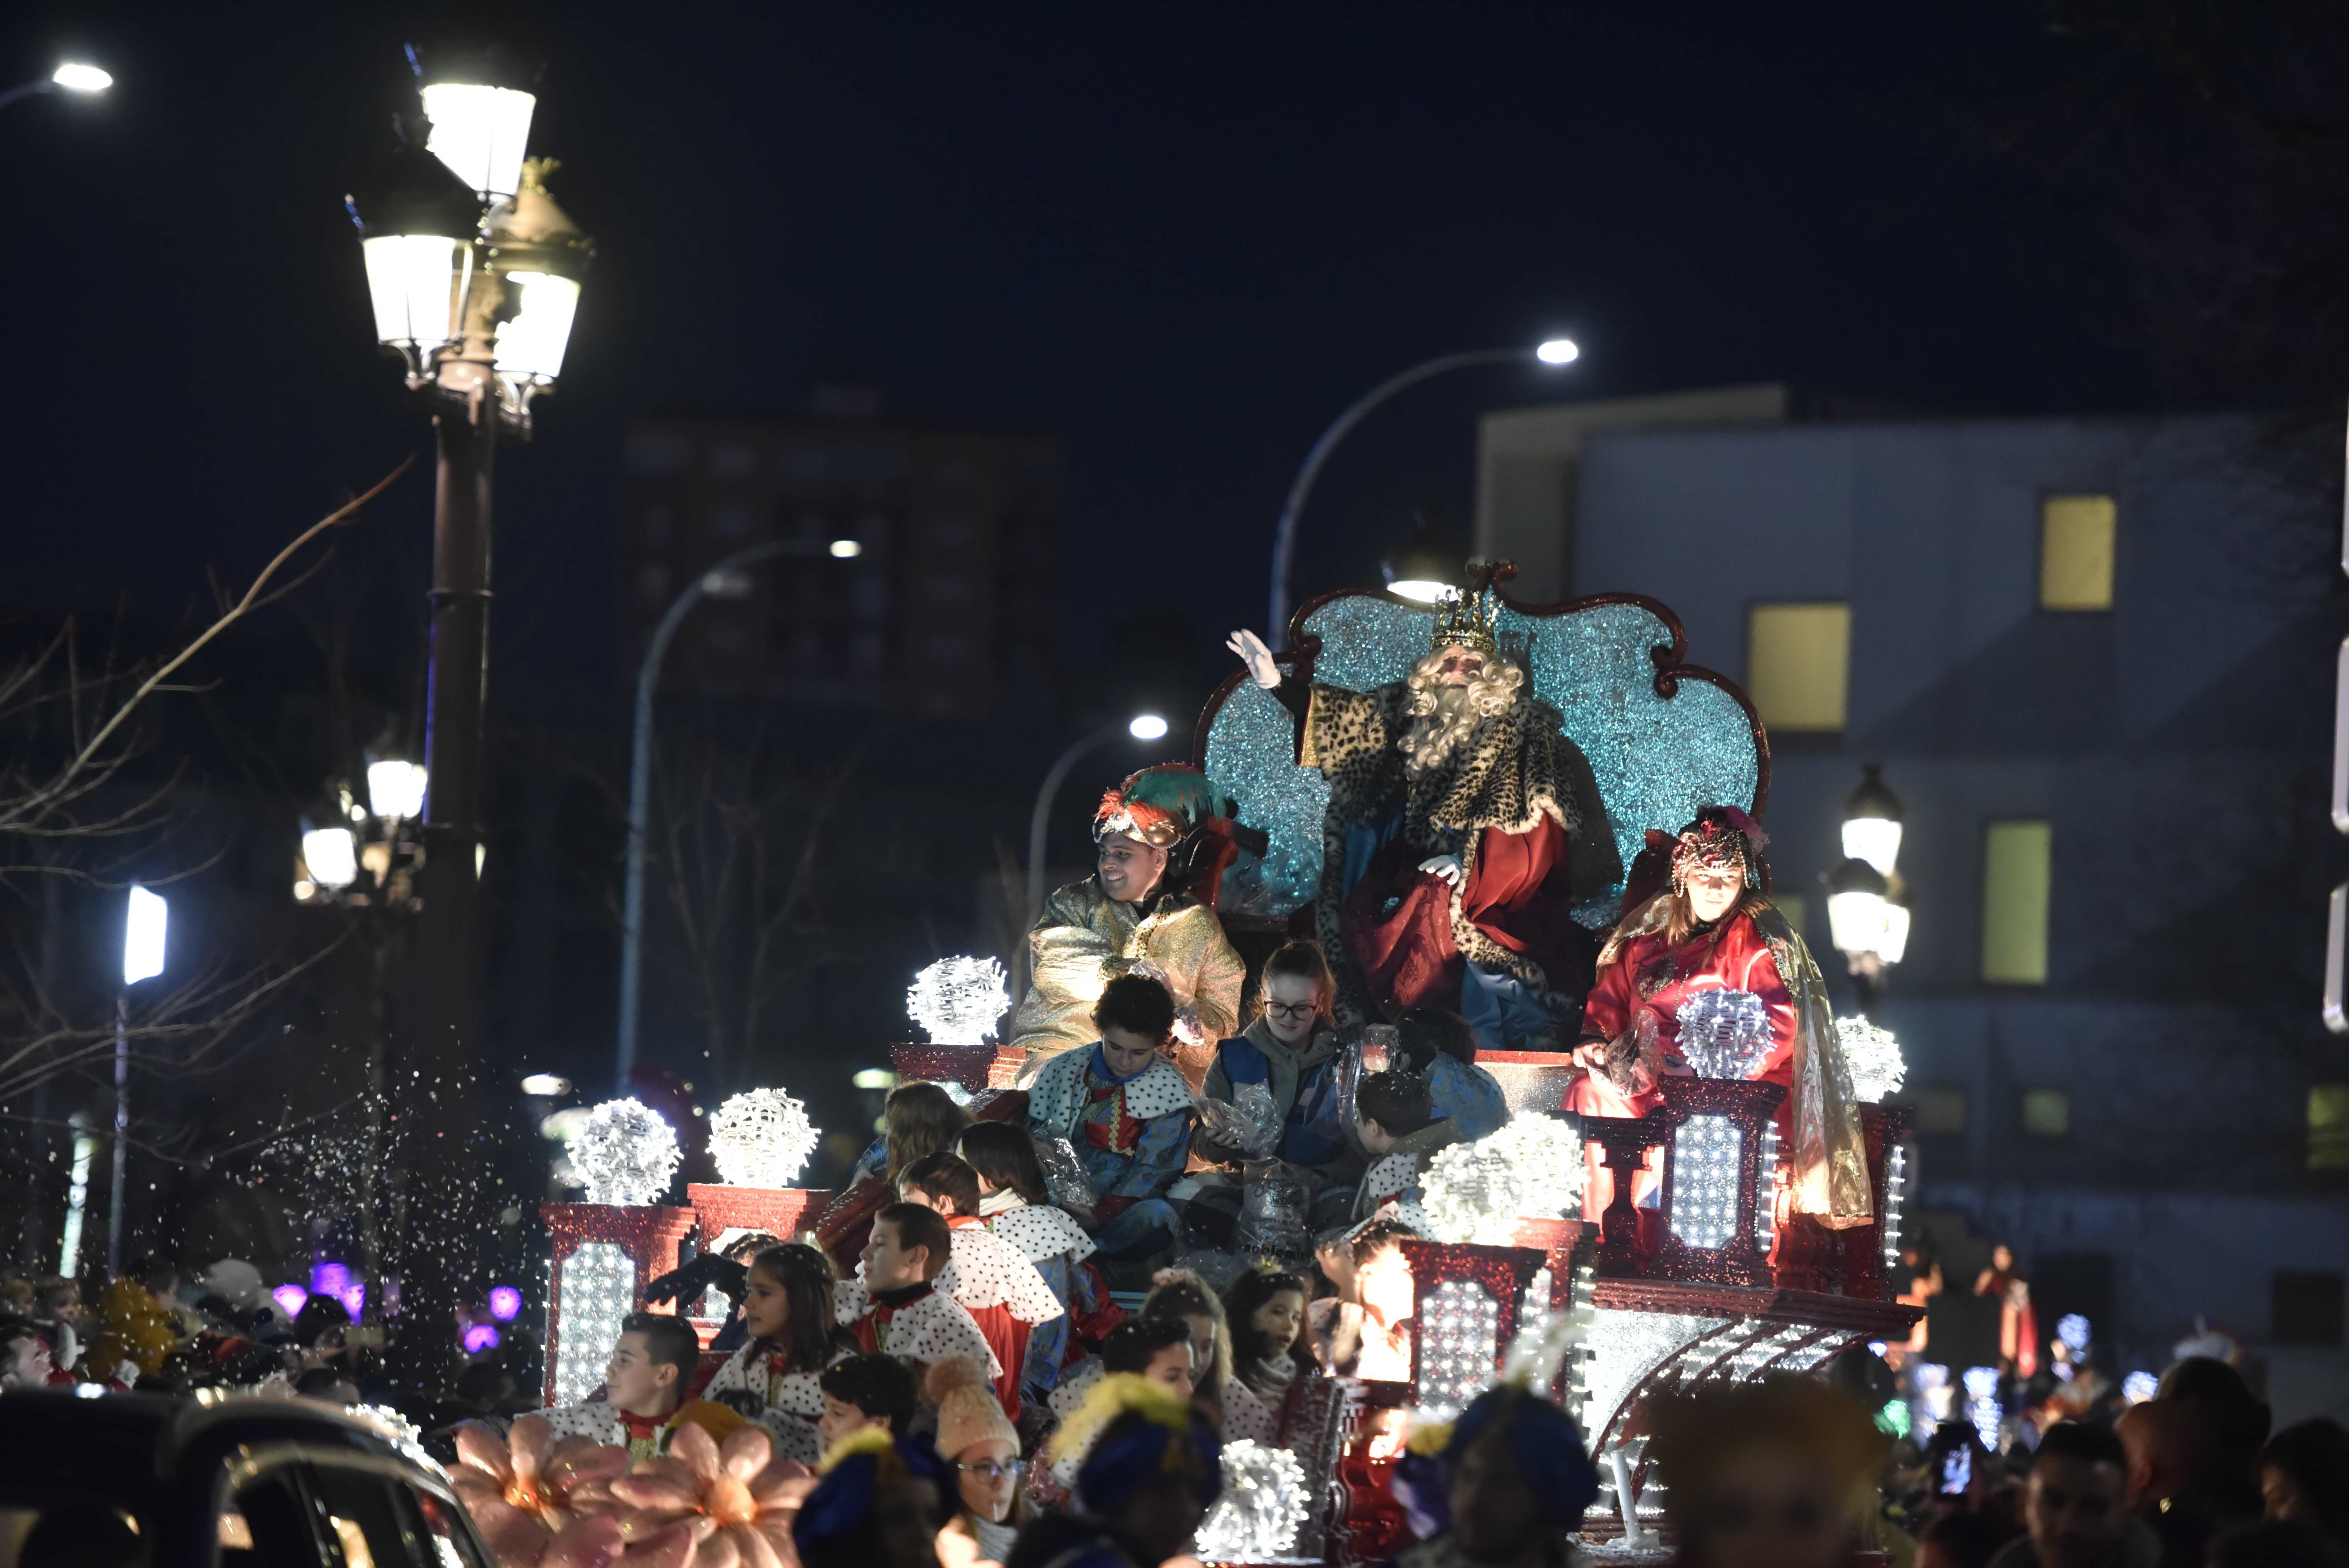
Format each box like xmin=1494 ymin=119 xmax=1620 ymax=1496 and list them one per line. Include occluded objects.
xmin=487 ymin=1285 xmax=522 ymax=1322
xmin=461 ymin=1324 xmax=502 ymax=1354
xmin=271 ymin=1284 xmax=308 ymax=1317
xmin=338 ymin=1284 xmax=366 ymax=1319
xmin=310 ymin=1261 xmax=352 ymax=1297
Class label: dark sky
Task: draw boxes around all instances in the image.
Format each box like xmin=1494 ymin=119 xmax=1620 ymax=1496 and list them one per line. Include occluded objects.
xmin=4 ymin=2 xmax=2148 ymax=707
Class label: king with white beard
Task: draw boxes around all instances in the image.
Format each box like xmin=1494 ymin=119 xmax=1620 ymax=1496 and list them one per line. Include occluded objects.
xmin=1227 ymin=582 xmax=1618 ymax=1050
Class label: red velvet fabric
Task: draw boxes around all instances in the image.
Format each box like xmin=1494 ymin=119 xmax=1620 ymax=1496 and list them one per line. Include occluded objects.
xmin=1342 ymin=816 xmax=1590 ymax=1018
xmin=962 ymin=1301 xmax=1027 ymax=1417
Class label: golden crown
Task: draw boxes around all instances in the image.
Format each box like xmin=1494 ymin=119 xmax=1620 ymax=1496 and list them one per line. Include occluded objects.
xmin=1429 ymin=585 xmax=1501 ymax=658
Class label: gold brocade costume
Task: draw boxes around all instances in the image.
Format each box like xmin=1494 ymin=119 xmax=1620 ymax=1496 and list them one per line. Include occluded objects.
xmin=1008 ymin=874 xmax=1245 ymax=1080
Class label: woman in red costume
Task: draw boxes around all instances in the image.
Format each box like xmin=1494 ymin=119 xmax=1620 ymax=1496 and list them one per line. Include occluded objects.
xmin=1564 ymin=806 xmax=1872 ymax=1236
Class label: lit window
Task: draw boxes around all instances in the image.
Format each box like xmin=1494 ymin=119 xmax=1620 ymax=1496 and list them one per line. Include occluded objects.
xmin=2020 ymin=1088 xmax=2069 ymax=1137
xmin=1981 ymin=820 xmax=2051 ymax=984
xmin=1746 ymin=602 xmax=1850 ymax=733
xmin=2312 ymin=1084 xmax=2349 ymax=1170
xmin=1916 ymin=1087 xmax=1967 ymax=1135
xmin=2039 ymin=495 xmax=2116 ymax=611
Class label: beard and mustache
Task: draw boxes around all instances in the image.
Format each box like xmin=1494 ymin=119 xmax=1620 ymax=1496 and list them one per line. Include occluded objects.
xmin=1401 ymin=666 xmax=1522 ymax=780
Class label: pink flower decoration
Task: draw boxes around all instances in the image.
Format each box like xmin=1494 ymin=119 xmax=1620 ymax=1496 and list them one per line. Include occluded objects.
xmin=450 ymin=1414 xmax=632 ymax=1568
xmin=610 ymin=1420 xmax=814 ymax=1568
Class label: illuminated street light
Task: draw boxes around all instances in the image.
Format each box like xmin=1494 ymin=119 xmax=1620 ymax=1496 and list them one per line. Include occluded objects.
xmin=367 ymin=758 xmax=429 ymax=821
xmin=1266 ymin=337 xmax=1582 ymax=638
xmin=302 ymin=824 xmax=361 ymax=892
xmin=51 ymin=63 xmax=112 ymax=94
xmin=1842 ymin=763 xmax=1904 ymax=877
xmin=1382 ymin=513 xmax=1469 ymax=604
xmin=1129 ymin=713 xmax=1169 ymax=741
xmin=829 ymin=539 xmax=864 ymax=558
xmin=110 ymin=886 xmax=168 ymax=1276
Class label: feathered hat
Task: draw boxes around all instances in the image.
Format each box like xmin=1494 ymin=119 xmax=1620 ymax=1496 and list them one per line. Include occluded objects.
xmin=794 ymin=1427 xmax=955 ymax=1554
xmin=1046 ymin=1372 xmax=1223 ymax=1515
xmin=1094 ymin=763 xmax=1241 ymax=908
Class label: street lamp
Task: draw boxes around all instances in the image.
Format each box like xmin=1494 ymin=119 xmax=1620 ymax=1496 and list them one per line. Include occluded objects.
xmin=1265 ymin=337 xmax=1581 ymax=640
xmin=1842 ymin=763 xmax=1904 ymax=877
xmin=1025 ymin=715 xmax=1173 ymax=932
xmin=1381 ymin=513 xmax=1469 ymax=604
xmin=109 ymin=886 xmax=167 ymax=1276
xmin=0 ymin=61 xmax=112 ymax=111
xmin=614 ymin=538 xmax=863 ymax=1089
xmin=345 ymin=32 xmax=591 ymax=1392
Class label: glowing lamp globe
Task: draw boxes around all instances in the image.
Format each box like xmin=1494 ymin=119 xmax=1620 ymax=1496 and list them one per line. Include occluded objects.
xmin=52 ymin=63 xmax=112 ymax=94
xmin=907 ymin=956 xmax=1010 ymax=1046
xmin=706 ymin=1088 xmax=822 ymax=1188
xmin=272 ymin=1284 xmax=308 ymax=1317
xmin=1535 ymin=337 xmax=1579 ymax=365
xmin=345 ymin=135 xmax=482 ymax=362
xmin=462 ymin=1323 xmax=503 ymax=1354
xmin=366 ymin=759 xmax=428 ymax=821
xmin=487 ymin=1285 xmax=523 ymax=1322
xmin=569 ymin=1098 xmax=683 ymax=1206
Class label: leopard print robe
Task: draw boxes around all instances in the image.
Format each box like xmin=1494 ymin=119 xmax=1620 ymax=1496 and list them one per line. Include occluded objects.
xmin=1297 ymin=679 xmax=1620 ymax=1023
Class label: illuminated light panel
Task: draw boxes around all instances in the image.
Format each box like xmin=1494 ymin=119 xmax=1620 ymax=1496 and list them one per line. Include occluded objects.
xmin=1670 ymin=1115 xmax=1742 ymax=1249
xmin=1416 ymin=1279 xmax=1501 ymax=1419
xmin=552 ymin=1242 xmax=632 ymax=1404
xmin=1582 ymin=1310 xmax=1729 ymax=1445
xmin=491 ymin=269 xmax=579 ymax=384
xmin=1753 ymin=1119 xmax=1780 ymax=1251
xmin=361 ymin=235 xmax=469 ymax=351
xmin=420 ymin=83 xmax=535 ymax=198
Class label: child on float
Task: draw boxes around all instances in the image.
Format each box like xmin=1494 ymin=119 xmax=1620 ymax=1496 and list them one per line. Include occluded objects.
xmin=896 ymin=1152 xmax=1064 ymax=1417
xmin=1395 ymin=1005 xmax=1509 ymax=1141
xmin=814 ymin=1352 xmax=920 ymax=1450
xmin=834 ymin=1202 xmax=1002 ymax=1386
xmin=540 ymin=1310 xmax=703 ymax=1456
xmin=1136 ymin=1268 xmax=1274 ymax=1443
xmin=851 ymin=1080 xmax=975 ymax=1190
xmin=1308 ymin=1217 xmax=1419 ymax=1380
xmin=1007 ymin=1374 xmax=1223 ymax=1568
xmin=1221 ymin=1263 xmax=1316 ymax=1411
xmin=1350 ymin=1069 xmax=1460 ymax=1230
xmin=702 ymin=1242 xmax=860 ymax=1463
xmin=956 ymin=1120 xmax=1123 ymax=1404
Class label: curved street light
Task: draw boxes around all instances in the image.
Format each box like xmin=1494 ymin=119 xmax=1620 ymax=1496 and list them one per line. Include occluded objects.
xmin=614 ymin=536 xmax=864 ymax=1089
xmin=0 ymin=62 xmax=112 ymax=112
xmin=1264 ymin=337 xmax=1579 ymax=640
xmin=1024 ymin=714 xmax=1171 ymax=934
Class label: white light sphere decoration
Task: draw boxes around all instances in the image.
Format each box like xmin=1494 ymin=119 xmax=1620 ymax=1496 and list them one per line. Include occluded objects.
xmin=1836 ymin=1016 xmax=1907 ymax=1102
xmin=1422 ymin=1112 xmax=1586 ymax=1244
xmin=1194 ymin=1439 xmax=1310 ymax=1562
xmin=707 ymin=1088 xmax=821 ymax=1188
xmin=569 ymin=1097 xmax=682 ymax=1206
xmin=907 ymin=955 xmax=1009 ymax=1045
xmin=1675 ymin=989 xmax=1775 ymax=1079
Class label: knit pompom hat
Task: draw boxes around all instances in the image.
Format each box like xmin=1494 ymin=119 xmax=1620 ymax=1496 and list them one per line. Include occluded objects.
xmin=927 ymin=1355 xmax=1018 ymax=1460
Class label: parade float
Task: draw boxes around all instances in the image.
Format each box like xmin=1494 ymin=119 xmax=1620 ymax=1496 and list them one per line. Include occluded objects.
xmin=534 ymin=569 xmax=1922 ymax=1561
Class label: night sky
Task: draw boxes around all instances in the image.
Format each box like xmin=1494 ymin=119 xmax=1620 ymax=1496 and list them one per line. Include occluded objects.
xmin=4 ymin=3 xmax=2165 ymax=702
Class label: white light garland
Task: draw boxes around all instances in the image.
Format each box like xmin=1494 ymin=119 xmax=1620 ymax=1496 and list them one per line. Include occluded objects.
xmin=570 ymin=1098 xmax=682 ymax=1206
xmin=552 ymin=1242 xmax=634 ymax=1405
xmin=1836 ymin=1016 xmax=1906 ymax=1102
xmin=1194 ymin=1438 xmax=1310 ymax=1562
xmin=1881 ymin=1144 xmax=1909 ymax=1269
xmin=907 ymin=955 xmax=1009 ymax=1045
xmin=1962 ymin=1365 xmax=2002 ymax=1451
xmin=1675 ymin=989 xmax=1774 ymax=1078
xmin=1421 ymin=1112 xmax=1586 ymax=1244
xmin=707 ymin=1088 xmax=821 ymax=1188
xmin=1582 ymin=1309 xmax=1728 ymax=1447
xmin=1669 ymin=1115 xmax=1742 ymax=1249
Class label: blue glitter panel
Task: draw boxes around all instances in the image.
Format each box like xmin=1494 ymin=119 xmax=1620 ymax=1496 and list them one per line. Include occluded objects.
xmin=1203 ymin=595 xmax=1761 ymax=927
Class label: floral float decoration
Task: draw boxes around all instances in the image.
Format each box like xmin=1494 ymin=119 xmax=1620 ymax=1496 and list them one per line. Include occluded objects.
xmin=610 ymin=1420 xmax=814 ymax=1568
xmin=450 ymin=1415 xmax=629 ymax=1568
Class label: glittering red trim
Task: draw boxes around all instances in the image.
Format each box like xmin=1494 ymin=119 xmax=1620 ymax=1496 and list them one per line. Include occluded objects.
xmin=539 ymin=1203 xmax=696 ymax=1408
xmin=1396 ymin=1240 xmax=1550 ymax=1397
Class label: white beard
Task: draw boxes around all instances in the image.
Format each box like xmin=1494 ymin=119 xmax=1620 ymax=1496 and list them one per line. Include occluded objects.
xmin=1401 ymin=685 xmax=1480 ymax=780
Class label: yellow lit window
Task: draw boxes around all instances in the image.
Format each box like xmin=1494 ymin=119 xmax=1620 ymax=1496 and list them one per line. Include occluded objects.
xmin=2021 ymin=1088 xmax=2070 ymax=1137
xmin=1982 ymin=820 xmax=2051 ymax=984
xmin=2040 ymin=494 xmax=2116 ymax=611
xmin=2312 ymin=1085 xmax=2349 ymax=1170
xmin=1747 ymin=602 xmax=1849 ymax=732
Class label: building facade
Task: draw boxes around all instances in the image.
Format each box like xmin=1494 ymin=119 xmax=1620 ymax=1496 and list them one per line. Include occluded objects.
xmin=1480 ymin=398 xmax=2349 ymax=1412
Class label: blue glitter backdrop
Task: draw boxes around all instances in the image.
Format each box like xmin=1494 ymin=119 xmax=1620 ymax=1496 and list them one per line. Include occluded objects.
xmin=1203 ymin=595 xmax=1761 ymax=927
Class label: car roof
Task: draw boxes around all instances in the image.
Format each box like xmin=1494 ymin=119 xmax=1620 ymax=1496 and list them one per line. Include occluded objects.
xmin=0 ymin=1389 xmax=409 ymax=1500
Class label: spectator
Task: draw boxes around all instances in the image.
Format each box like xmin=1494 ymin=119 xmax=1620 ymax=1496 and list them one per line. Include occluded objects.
xmin=818 ymin=1353 xmax=922 ymax=1452
xmin=704 ymin=1242 xmax=861 ymax=1465
xmin=1396 ymin=1387 xmax=1597 ymax=1568
xmin=1010 ymin=1376 xmax=1221 ymax=1568
xmin=929 ymin=1356 xmax=1026 ymax=1568
xmin=291 ymin=1292 xmax=355 ymax=1372
xmin=1989 ymin=1420 xmax=2157 ymax=1568
xmin=2121 ymin=1375 xmax=2265 ymax=1568
xmin=0 ymin=1278 xmax=33 ymax=1315
xmin=0 ymin=1317 xmax=57 ymax=1389
xmin=1648 ymin=1375 xmax=1888 ymax=1568
xmin=957 ymin=1120 xmax=1121 ymax=1403
xmin=794 ymin=1429 xmax=958 ymax=1568
xmin=1975 ymin=1245 xmax=2040 ymax=1381
xmin=1024 ymin=975 xmax=1196 ymax=1270
xmin=1919 ymin=1512 xmax=2012 ymax=1568
xmin=837 ymin=1205 xmax=1002 ymax=1385
xmin=1395 ymin=1007 xmax=1508 ymax=1141
xmin=540 ymin=1311 xmax=700 ymax=1456
xmin=1222 ymin=1266 xmax=1314 ymax=1409
xmin=900 ymin=1152 xmax=1064 ymax=1418
xmin=2261 ymin=1419 xmax=2349 ymax=1543
xmin=93 ymin=1256 xmax=184 ymax=1381
xmin=1351 ymin=1071 xmax=1460 ymax=1229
